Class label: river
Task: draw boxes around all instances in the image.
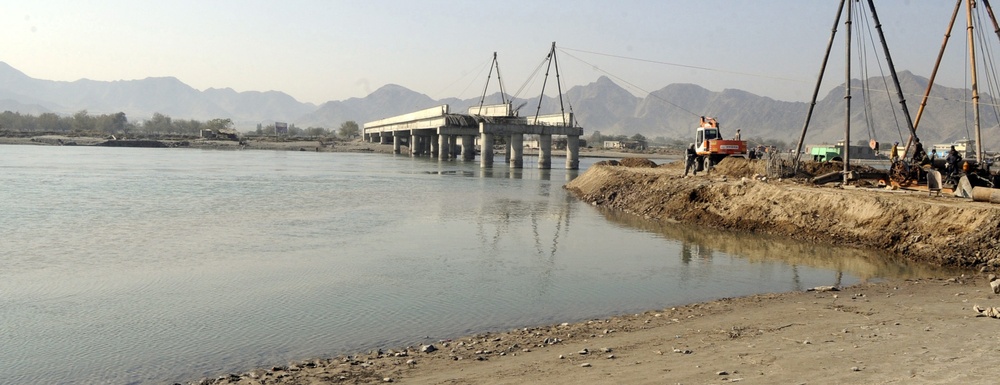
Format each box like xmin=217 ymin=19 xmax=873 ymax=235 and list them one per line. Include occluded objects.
xmin=0 ymin=145 xmax=943 ymax=384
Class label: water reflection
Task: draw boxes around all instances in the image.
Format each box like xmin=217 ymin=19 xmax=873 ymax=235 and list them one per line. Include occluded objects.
xmin=597 ymin=207 xmax=950 ymax=282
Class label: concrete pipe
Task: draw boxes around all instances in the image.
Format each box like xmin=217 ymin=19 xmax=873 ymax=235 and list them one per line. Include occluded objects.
xmin=971 ymin=186 xmax=1000 ymax=204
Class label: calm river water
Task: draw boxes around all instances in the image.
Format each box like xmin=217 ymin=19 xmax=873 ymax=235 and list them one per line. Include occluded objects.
xmin=0 ymin=145 xmax=943 ymax=384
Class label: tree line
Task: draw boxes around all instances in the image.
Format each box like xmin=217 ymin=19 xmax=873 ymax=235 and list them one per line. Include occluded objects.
xmin=0 ymin=110 xmax=360 ymax=139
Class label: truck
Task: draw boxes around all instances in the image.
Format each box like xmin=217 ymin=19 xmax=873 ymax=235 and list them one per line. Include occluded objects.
xmin=694 ymin=116 xmax=747 ymax=171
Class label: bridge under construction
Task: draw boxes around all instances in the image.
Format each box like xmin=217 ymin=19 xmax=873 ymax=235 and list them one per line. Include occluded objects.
xmin=362 ymin=102 xmax=583 ymax=169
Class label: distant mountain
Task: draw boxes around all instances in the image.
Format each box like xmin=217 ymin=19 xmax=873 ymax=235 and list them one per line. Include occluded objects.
xmin=0 ymin=61 xmax=315 ymax=127
xmin=0 ymin=61 xmax=995 ymax=148
xmin=202 ymin=87 xmax=316 ymax=123
xmin=298 ymin=84 xmax=436 ymax=128
xmin=612 ymin=70 xmax=998 ymax=148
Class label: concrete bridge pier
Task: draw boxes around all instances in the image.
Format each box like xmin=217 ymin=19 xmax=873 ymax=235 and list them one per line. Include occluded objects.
xmin=439 ymin=134 xmax=452 ymax=160
xmin=393 ymin=134 xmax=402 ymax=154
xmin=461 ymin=135 xmax=476 ymax=161
xmin=566 ymin=135 xmax=580 ymax=170
xmin=505 ymin=140 xmax=512 ymax=164
xmin=448 ymin=136 xmax=459 ymax=158
xmin=480 ymin=133 xmax=494 ymax=168
xmin=410 ymin=134 xmax=420 ymax=156
xmin=430 ymin=134 xmax=439 ymax=157
xmin=510 ymin=134 xmax=524 ymax=168
xmin=538 ymin=134 xmax=552 ymax=169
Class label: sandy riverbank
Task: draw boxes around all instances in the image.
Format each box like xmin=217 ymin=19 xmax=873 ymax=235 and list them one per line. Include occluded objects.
xmin=195 ymin=277 xmax=998 ymax=385
xmin=179 ymin=157 xmax=998 ymax=384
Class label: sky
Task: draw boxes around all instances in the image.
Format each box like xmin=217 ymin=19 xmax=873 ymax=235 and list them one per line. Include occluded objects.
xmin=1 ymin=1 xmax=991 ymax=105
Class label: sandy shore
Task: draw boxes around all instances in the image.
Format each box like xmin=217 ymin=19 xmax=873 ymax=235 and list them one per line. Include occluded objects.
xmin=201 ymin=276 xmax=996 ymax=385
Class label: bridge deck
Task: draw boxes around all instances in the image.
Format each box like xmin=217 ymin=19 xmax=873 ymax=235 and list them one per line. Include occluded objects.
xmin=362 ymin=104 xmax=583 ymax=169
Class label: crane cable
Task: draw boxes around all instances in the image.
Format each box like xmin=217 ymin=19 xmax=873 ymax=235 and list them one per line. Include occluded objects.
xmin=436 ymin=59 xmax=490 ymax=101
xmin=857 ymin=3 xmax=907 ymax=147
xmin=855 ymin=4 xmax=879 ymax=146
xmin=511 ymin=55 xmax=550 ymax=101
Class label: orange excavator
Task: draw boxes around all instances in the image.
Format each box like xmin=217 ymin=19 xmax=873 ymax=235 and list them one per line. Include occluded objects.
xmin=694 ymin=116 xmax=747 ymax=171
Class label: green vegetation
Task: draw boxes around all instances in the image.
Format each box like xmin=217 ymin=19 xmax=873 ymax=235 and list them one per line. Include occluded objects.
xmin=0 ymin=110 xmax=136 ymax=134
xmin=0 ymin=110 xmax=354 ymax=140
xmin=337 ymin=121 xmax=359 ymax=139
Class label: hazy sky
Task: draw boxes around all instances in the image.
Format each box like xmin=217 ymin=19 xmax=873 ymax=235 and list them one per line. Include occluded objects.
xmin=1 ymin=1 xmax=989 ymax=105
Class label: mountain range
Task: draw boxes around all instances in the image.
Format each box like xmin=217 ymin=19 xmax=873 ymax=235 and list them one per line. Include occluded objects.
xmin=0 ymin=61 xmax=996 ymax=148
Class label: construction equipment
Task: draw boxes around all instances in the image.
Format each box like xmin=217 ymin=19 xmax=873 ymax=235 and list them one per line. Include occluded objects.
xmin=694 ymin=116 xmax=747 ymax=171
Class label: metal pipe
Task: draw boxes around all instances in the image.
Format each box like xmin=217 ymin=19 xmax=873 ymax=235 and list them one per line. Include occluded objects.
xmin=967 ymin=0 xmax=984 ymax=163
xmin=906 ymin=0 xmax=962 ymax=159
xmin=865 ymin=0 xmax=920 ymax=157
xmin=794 ymin=0 xmax=847 ymax=166
xmin=843 ymin=0 xmax=853 ymax=184
xmin=983 ymin=0 xmax=1000 ymax=44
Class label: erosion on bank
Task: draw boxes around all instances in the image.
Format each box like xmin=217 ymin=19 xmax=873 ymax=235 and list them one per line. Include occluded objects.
xmin=566 ymin=157 xmax=1000 ymax=269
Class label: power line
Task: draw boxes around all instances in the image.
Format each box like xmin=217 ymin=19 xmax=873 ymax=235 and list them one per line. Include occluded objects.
xmin=559 ymin=46 xmax=810 ymax=84
xmin=556 ymin=48 xmax=701 ymax=118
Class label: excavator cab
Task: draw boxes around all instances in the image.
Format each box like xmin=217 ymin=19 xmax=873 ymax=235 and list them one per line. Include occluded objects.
xmin=696 ymin=116 xmax=722 ymax=153
xmin=693 ymin=116 xmax=747 ymax=171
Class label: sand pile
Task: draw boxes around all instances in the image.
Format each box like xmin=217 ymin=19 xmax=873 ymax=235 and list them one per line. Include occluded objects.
xmin=710 ymin=157 xmax=767 ymax=178
xmin=618 ymin=157 xmax=659 ymax=168
xmin=566 ymin=163 xmax=1000 ymax=268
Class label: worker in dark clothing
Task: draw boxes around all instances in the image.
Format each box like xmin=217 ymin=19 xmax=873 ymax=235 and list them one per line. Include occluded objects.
xmin=684 ymin=143 xmax=698 ymax=176
xmin=946 ymin=145 xmax=962 ymax=175
xmin=912 ymin=139 xmax=928 ymax=164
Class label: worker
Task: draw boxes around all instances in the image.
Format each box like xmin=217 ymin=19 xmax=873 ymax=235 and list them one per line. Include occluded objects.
xmin=684 ymin=143 xmax=698 ymax=176
xmin=946 ymin=145 xmax=962 ymax=175
xmin=734 ymin=129 xmax=741 ymax=140
xmin=890 ymin=142 xmax=899 ymax=162
xmin=912 ymin=139 xmax=928 ymax=164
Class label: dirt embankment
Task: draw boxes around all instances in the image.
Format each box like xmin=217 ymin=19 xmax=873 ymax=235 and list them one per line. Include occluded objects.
xmin=566 ymin=157 xmax=1000 ymax=269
